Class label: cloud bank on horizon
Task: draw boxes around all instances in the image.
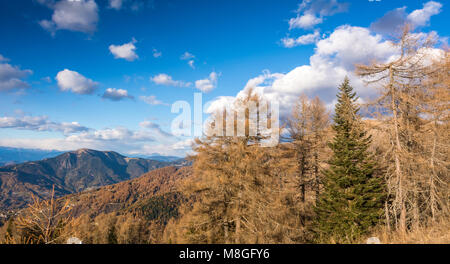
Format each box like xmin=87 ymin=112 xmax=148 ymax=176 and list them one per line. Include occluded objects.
xmin=0 ymin=0 xmax=446 ymax=157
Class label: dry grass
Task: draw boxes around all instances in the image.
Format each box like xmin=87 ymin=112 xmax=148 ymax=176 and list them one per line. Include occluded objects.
xmin=372 ymin=218 xmax=450 ymax=244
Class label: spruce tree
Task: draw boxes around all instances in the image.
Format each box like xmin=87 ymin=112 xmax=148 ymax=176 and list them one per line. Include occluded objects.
xmin=315 ymin=77 xmax=385 ymax=243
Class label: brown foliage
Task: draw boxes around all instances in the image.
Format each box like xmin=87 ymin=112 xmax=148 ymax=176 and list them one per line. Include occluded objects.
xmin=356 ymin=26 xmax=449 ymax=233
xmin=13 ymin=186 xmax=72 ymax=244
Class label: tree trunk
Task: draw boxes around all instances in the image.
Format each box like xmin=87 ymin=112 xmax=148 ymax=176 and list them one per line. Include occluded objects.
xmin=430 ymin=123 xmax=438 ymax=221
xmin=314 ymin=150 xmax=319 ymax=204
xmin=235 ymin=216 xmax=241 ymax=244
xmin=389 ymin=65 xmax=406 ymax=234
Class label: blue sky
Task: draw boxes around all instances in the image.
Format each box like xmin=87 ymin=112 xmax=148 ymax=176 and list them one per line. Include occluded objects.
xmin=0 ymin=0 xmax=448 ymax=156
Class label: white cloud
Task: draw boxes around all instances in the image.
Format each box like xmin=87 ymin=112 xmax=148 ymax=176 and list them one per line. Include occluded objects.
xmin=188 ymin=60 xmax=195 ymax=69
xmin=139 ymin=121 xmax=173 ymax=137
xmin=180 ymin=52 xmax=195 ymax=60
xmin=39 ymin=0 xmax=99 ymax=34
xmin=108 ymin=0 xmax=123 ymax=10
xmin=371 ymin=1 xmax=443 ymax=35
xmin=243 ymin=70 xmax=285 ymax=91
xmin=195 ymin=72 xmax=218 ymax=93
xmin=140 ymin=95 xmax=166 ymax=105
xmin=152 ymin=48 xmax=162 ymax=58
xmin=109 ymin=39 xmax=138 ymax=61
xmin=282 ymin=30 xmax=321 ymax=48
xmin=313 ymin=26 xmax=395 ymax=68
xmin=209 ymin=25 xmax=399 ymax=117
xmin=102 ymin=88 xmax=134 ymax=101
xmin=108 ymin=0 xmax=153 ymax=11
xmin=0 ymin=114 xmax=188 ymax=155
xmin=0 ymin=115 xmax=89 ymax=134
xmin=150 ymin=73 xmax=191 ymax=87
xmin=139 ymin=121 xmax=159 ymax=129
xmin=56 ymin=69 xmax=98 ymax=95
xmin=204 ymin=96 xmax=236 ymax=114
xmin=0 ymin=62 xmax=33 ymax=92
xmin=67 ymin=127 xmax=154 ymax=142
xmin=289 ymin=0 xmax=348 ymax=30
xmin=169 ymin=138 xmax=193 ymax=151
xmin=181 ymin=52 xmax=197 ymax=68
xmin=297 ymin=0 xmax=348 ymax=16
xmin=407 ymin=1 xmax=442 ymax=28
xmin=0 ymin=124 xmax=186 ymax=156
xmin=289 ymin=13 xmax=323 ymax=30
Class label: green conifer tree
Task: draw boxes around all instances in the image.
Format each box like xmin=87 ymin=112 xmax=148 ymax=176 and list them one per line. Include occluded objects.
xmin=315 ymin=77 xmax=385 ymax=243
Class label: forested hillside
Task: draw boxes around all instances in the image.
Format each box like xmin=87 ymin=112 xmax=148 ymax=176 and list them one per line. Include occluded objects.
xmin=0 ymin=149 xmax=185 ymax=214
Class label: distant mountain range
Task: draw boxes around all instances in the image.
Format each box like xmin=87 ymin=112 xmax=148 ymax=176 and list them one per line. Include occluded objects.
xmin=0 ymin=147 xmax=64 ymax=166
xmin=0 ymin=146 xmax=181 ymax=166
xmin=0 ymin=148 xmax=188 ymax=213
xmin=130 ymin=154 xmax=182 ymax=162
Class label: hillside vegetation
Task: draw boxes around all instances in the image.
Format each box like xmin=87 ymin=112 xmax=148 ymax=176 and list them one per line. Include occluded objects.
xmin=0 ymin=149 xmax=184 ymax=214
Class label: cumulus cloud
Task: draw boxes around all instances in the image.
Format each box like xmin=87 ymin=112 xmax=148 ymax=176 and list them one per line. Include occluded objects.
xmin=140 ymin=95 xmax=166 ymax=105
xmin=209 ymin=25 xmax=399 ymax=117
xmin=204 ymin=96 xmax=236 ymax=114
xmin=289 ymin=13 xmax=322 ymax=30
xmin=371 ymin=1 xmax=443 ymax=35
xmin=56 ymin=69 xmax=98 ymax=95
xmin=242 ymin=70 xmax=285 ymax=91
xmin=102 ymin=88 xmax=134 ymax=101
xmin=0 ymin=62 xmax=33 ymax=92
xmin=109 ymin=38 xmax=138 ymax=61
xmin=282 ymin=30 xmax=321 ymax=48
xmin=195 ymin=72 xmax=218 ymax=93
xmin=39 ymin=0 xmax=99 ymax=35
xmin=0 ymin=115 xmax=89 ymax=134
xmin=289 ymin=0 xmax=348 ymax=30
xmin=150 ymin=73 xmax=191 ymax=87
xmin=407 ymin=1 xmax=442 ymax=28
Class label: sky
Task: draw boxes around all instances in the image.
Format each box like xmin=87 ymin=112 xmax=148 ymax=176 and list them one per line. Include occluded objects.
xmin=0 ymin=0 xmax=448 ymax=157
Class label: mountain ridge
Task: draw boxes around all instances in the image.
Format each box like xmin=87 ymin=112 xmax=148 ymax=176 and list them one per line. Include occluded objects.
xmin=0 ymin=148 xmax=188 ymax=214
